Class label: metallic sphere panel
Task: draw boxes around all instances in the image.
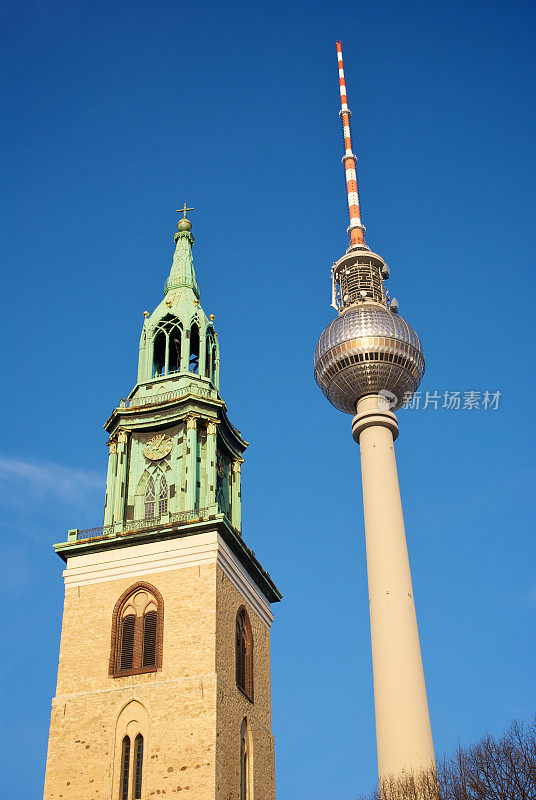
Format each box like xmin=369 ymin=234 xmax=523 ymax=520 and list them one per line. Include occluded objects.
xmin=314 ymin=304 xmax=425 ymax=414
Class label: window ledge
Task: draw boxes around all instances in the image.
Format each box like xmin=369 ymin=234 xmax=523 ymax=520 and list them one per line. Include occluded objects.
xmin=111 ymin=666 xmax=160 ymax=679
xmin=237 ymin=685 xmax=254 ymax=704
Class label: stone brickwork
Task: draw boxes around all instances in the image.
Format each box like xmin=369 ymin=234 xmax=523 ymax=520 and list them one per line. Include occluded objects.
xmin=44 ymin=535 xmax=276 ymax=800
xmin=216 ymin=567 xmax=276 ymax=800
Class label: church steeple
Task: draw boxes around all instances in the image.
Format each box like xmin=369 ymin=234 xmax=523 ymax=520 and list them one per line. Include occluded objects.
xmin=87 ymin=210 xmax=259 ymax=538
xmin=136 ymin=208 xmax=219 ymax=392
xmin=44 ymin=204 xmax=281 ymax=800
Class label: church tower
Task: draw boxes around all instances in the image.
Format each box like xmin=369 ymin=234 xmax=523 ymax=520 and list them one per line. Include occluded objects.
xmin=43 ymin=209 xmax=281 ymax=800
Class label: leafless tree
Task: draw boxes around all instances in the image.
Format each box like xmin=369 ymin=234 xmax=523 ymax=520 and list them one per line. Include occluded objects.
xmin=440 ymin=717 xmax=536 ymax=800
xmin=358 ymin=717 xmax=536 ymax=800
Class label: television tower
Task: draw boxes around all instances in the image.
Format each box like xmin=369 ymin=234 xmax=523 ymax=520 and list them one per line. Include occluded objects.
xmin=313 ymin=42 xmax=436 ymax=784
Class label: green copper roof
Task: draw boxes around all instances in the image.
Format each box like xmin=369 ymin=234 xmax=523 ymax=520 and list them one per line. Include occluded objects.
xmin=165 ymin=227 xmax=199 ymax=298
xmin=135 ymin=216 xmax=220 ymax=391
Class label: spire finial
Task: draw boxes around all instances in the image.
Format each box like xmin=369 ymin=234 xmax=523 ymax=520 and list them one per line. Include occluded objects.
xmin=336 ymin=42 xmax=366 ymax=250
xmin=176 ymin=203 xmax=194 ymax=232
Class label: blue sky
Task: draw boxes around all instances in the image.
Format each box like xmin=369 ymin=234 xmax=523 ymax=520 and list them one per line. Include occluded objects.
xmin=1 ymin=0 xmax=535 ymax=797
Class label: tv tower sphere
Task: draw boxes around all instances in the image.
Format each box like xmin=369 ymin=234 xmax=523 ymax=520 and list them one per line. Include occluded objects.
xmin=313 ymin=250 xmax=425 ymax=414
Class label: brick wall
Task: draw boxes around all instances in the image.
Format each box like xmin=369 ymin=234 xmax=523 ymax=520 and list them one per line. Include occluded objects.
xmin=44 ymin=546 xmax=276 ymax=799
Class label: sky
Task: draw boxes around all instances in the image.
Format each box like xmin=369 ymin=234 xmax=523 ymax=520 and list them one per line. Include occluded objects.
xmin=1 ymin=0 xmax=535 ymax=797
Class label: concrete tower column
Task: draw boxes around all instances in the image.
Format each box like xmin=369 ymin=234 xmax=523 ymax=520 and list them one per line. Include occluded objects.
xmin=186 ymin=416 xmax=198 ymax=510
xmin=352 ymin=394 xmax=435 ymax=780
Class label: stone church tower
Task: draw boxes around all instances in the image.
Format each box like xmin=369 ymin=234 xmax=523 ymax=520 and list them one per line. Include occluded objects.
xmin=43 ymin=210 xmax=281 ymax=800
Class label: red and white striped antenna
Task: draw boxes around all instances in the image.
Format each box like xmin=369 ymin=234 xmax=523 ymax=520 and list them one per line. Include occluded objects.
xmin=336 ymin=41 xmax=366 ymax=250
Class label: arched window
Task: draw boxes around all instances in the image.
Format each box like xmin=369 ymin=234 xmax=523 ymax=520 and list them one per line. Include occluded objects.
xmin=133 ymin=734 xmax=144 ymax=799
xmin=144 ymin=472 xmax=168 ymax=520
xmin=152 ymin=314 xmax=182 ymax=377
xmin=119 ymin=614 xmax=135 ymax=670
xmin=152 ymin=330 xmax=166 ymax=377
xmin=204 ymin=331 xmax=218 ymax=385
xmin=144 ymin=477 xmax=156 ymax=519
xmin=189 ymin=322 xmax=200 ymax=373
xmin=168 ymin=325 xmax=182 ymax=373
xmin=114 ymin=701 xmax=148 ymax=800
xmin=158 ymin=474 xmax=168 ymax=514
xmin=119 ymin=736 xmax=130 ymax=800
xmin=236 ymin=607 xmax=253 ymax=701
xmin=211 ymin=345 xmax=217 ymax=383
xmin=142 ymin=610 xmax=157 ymax=667
xmin=205 ymin=335 xmax=212 ymax=378
xmin=110 ymin=583 xmax=164 ymax=677
xmin=240 ymin=718 xmax=253 ymax=800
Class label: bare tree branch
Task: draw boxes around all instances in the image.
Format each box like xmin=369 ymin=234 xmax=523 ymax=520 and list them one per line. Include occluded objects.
xmin=358 ymin=717 xmax=536 ymax=800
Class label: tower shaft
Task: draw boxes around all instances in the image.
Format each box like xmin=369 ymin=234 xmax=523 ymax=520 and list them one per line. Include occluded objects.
xmin=353 ymin=396 xmax=436 ymax=781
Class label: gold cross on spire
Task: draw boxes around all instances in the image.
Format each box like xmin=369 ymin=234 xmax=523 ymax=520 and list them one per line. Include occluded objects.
xmin=176 ymin=203 xmax=194 ymax=219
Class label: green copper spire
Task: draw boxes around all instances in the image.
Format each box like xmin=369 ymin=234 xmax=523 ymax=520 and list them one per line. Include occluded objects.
xmin=164 ymin=206 xmax=200 ymax=298
xmin=136 ymin=209 xmax=220 ymax=393
xmin=55 ymin=206 xmax=281 ymax=611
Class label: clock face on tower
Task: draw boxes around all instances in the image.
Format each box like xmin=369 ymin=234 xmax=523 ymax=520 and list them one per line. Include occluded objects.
xmin=143 ymin=433 xmax=173 ymax=461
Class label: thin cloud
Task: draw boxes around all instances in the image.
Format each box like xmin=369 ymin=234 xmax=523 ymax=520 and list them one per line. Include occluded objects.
xmin=0 ymin=454 xmax=103 ymax=506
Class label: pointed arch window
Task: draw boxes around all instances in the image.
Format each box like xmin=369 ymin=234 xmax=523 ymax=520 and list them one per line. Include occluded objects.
xmin=236 ymin=607 xmax=254 ymax=701
xmin=152 ymin=314 xmax=183 ymax=377
xmin=211 ymin=345 xmax=217 ymax=384
xmin=158 ymin=474 xmax=168 ymax=514
xmin=142 ymin=610 xmax=157 ymax=667
xmin=110 ymin=582 xmax=164 ymax=677
xmin=168 ymin=325 xmax=182 ymax=374
xmin=119 ymin=614 xmax=135 ymax=670
xmin=133 ymin=734 xmax=144 ymax=799
xmin=205 ymin=334 xmax=212 ymax=379
xmin=144 ymin=472 xmax=168 ymax=520
xmin=119 ymin=736 xmax=130 ymax=800
xmin=114 ymin=701 xmax=148 ymax=800
xmin=205 ymin=330 xmax=218 ymax=385
xmin=189 ymin=321 xmax=200 ymax=373
xmin=152 ymin=330 xmax=166 ymax=377
xmin=240 ymin=718 xmax=253 ymax=800
xmin=144 ymin=476 xmax=156 ymax=519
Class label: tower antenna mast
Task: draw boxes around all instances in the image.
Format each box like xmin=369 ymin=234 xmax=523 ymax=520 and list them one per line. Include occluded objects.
xmin=336 ymin=41 xmax=366 ymax=250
